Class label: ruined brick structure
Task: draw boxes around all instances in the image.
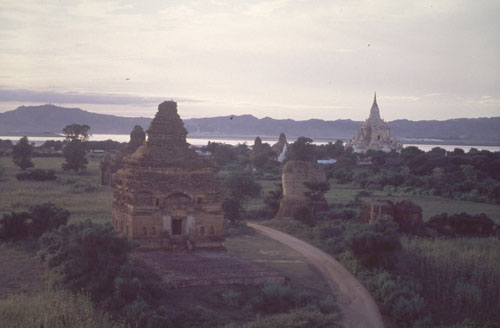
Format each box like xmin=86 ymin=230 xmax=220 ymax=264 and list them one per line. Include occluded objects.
xmin=112 ymin=101 xmax=224 ymax=249
xmin=275 ymin=160 xmax=326 ymax=218
xmin=99 ymin=125 xmax=145 ymax=186
xmin=360 ymin=199 xmax=423 ymax=233
xmin=347 ymin=93 xmax=402 ymax=153
xmin=271 ymin=132 xmax=288 ymax=163
xmin=99 ymin=152 xmax=114 ymax=186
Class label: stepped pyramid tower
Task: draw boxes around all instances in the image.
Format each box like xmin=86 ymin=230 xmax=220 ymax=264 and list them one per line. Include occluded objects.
xmin=348 ymin=93 xmax=401 ymax=153
xmin=112 ymin=101 xmax=224 ymax=249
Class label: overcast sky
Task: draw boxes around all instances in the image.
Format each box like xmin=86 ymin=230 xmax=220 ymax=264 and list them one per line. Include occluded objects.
xmin=0 ymin=0 xmax=499 ymax=121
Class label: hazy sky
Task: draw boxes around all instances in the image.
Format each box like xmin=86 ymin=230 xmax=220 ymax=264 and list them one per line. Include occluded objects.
xmin=0 ymin=0 xmax=499 ymax=121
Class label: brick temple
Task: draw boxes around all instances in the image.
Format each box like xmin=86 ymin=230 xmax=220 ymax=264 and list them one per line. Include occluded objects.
xmin=112 ymin=101 xmax=224 ymax=249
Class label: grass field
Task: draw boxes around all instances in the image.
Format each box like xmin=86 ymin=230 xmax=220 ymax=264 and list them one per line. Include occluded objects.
xmin=326 ymin=183 xmax=500 ymax=223
xmin=253 ymin=178 xmax=500 ymax=223
xmin=0 ymin=156 xmax=112 ymax=225
xmin=0 ymin=243 xmax=43 ymax=299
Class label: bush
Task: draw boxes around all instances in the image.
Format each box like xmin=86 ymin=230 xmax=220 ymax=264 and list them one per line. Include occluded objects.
xmin=16 ymin=169 xmax=56 ymax=181
xmin=345 ymin=218 xmax=401 ymax=268
xmin=426 ymin=212 xmax=497 ymax=237
xmin=29 ymin=203 xmax=69 ymax=238
xmin=0 ymin=203 xmax=68 ymax=240
xmin=293 ymin=206 xmax=314 ymax=226
xmin=0 ymin=212 xmax=30 ymax=240
xmin=365 ymin=270 xmax=430 ymax=327
xmin=72 ymin=182 xmax=99 ymax=194
xmin=39 ymin=220 xmax=134 ymax=300
xmin=253 ymin=283 xmax=294 ymax=314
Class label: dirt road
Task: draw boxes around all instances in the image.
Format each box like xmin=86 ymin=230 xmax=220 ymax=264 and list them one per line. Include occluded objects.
xmin=248 ymin=223 xmax=384 ymax=328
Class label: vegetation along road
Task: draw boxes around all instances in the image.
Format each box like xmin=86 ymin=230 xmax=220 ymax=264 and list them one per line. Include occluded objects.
xmin=248 ymin=222 xmax=384 ymax=328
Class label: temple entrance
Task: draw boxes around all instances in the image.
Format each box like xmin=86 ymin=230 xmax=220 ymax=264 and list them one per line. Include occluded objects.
xmin=172 ymin=218 xmax=183 ymax=235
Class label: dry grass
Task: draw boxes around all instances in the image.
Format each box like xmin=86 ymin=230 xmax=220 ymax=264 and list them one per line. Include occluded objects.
xmin=0 ymin=156 xmax=113 ymax=225
xmin=0 ymin=289 xmax=122 ymax=328
xmin=0 ymin=243 xmax=44 ymax=299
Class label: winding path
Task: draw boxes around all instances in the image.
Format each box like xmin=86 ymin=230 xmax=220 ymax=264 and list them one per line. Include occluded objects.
xmin=248 ymin=223 xmax=384 ymax=328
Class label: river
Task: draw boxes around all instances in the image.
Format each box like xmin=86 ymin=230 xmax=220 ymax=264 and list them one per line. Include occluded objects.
xmin=1 ymin=134 xmax=500 ymax=153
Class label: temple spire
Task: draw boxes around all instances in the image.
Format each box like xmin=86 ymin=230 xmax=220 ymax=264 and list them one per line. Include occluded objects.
xmin=368 ymin=92 xmax=381 ymax=122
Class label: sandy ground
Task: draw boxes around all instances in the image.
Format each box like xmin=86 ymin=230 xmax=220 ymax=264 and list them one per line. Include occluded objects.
xmin=248 ymin=223 xmax=384 ymax=328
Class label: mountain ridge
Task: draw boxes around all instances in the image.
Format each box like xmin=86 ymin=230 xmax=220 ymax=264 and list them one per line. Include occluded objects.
xmin=1 ymin=104 xmax=500 ymax=143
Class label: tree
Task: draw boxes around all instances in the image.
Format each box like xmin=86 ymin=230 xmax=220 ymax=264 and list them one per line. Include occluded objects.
xmin=221 ymin=173 xmax=262 ymax=224
xmin=62 ymin=139 xmax=88 ymax=171
xmin=61 ymin=124 xmax=91 ymax=172
xmin=287 ymin=137 xmax=316 ymax=162
xmin=302 ymin=181 xmax=330 ymax=224
xmin=222 ymin=198 xmax=245 ymax=224
xmin=345 ymin=218 xmax=401 ymax=268
xmin=62 ymin=124 xmax=91 ymax=142
xmin=12 ymin=136 xmax=34 ymax=170
xmin=29 ymin=203 xmax=69 ymax=238
xmin=264 ymin=183 xmax=283 ymax=217
xmin=39 ymin=220 xmax=133 ymax=299
xmin=0 ymin=203 xmax=68 ymax=240
xmin=0 ymin=212 xmax=30 ymax=240
xmin=223 ymin=173 xmax=262 ymax=203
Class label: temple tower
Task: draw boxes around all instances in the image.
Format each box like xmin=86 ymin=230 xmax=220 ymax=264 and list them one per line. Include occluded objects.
xmin=348 ymin=93 xmax=401 ymax=153
xmin=112 ymin=101 xmax=224 ymax=249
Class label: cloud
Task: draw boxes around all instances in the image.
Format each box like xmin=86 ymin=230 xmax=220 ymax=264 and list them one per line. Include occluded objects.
xmin=0 ymin=88 xmax=202 ymax=105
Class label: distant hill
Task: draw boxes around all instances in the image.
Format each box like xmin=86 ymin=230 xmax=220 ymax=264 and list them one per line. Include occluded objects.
xmin=0 ymin=104 xmax=151 ymax=135
xmin=1 ymin=104 xmax=500 ymax=143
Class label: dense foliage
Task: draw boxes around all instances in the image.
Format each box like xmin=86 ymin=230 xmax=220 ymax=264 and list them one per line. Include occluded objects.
xmin=345 ymin=218 xmax=402 ymax=268
xmin=62 ymin=139 xmax=88 ymax=171
xmin=348 ymin=147 xmax=500 ymax=205
xmin=39 ymin=221 xmax=133 ymax=299
xmin=12 ymin=136 xmax=34 ymax=170
xmin=0 ymin=203 xmax=69 ymax=240
xmin=266 ymin=202 xmax=500 ymax=327
xmin=221 ymin=173 xmax=262 ymax=224
xmin=16 ymin=169 xmax=56 ymax=181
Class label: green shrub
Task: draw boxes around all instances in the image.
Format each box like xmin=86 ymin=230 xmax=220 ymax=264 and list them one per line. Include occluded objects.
xmin=0 ymin=211 xmax=30 ymax=240
xmin=365 ymin=270 xmax=429 ymax=327
xmin=0 ymin=203 xmax=69 ymax=240
xmin=16 ymin=169 xmax=56 ymax=181
xmin=29 ymin=202 xmax=69 ymax=238
xmin=253 ymin=283 xmax=294 ymax=314
xmin=318 ymin=295 xmax=337 ymax=314
xmin=39 ymin=220 xmax=133 ymax=300
xmin=293 ymin=206 xmax=314 ymax=226
xmin=345 ymin=218 xmax=401 ymax=268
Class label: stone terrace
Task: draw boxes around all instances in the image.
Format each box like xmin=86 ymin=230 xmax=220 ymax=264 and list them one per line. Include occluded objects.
xmin=135 ymin=251 xmax=285 ymax=288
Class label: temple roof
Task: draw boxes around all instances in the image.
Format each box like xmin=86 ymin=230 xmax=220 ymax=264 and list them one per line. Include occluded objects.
xmin=125 ymin=101 xmax=209 ymax=168
xmin=368 ymin=92 xmax=382 ymax=122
